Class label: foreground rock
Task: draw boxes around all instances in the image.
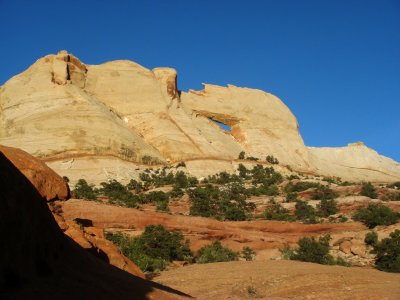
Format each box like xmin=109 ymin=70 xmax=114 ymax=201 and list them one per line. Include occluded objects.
xmin=0 ymin=150 xmax=189 ymax=299
xmin=0 ymin=145 xmax=69 ymax=201
xmin=1 ymin=51 xmax=399 ymax=182
xmin=155 ymin=260 xmax=400 ymax=299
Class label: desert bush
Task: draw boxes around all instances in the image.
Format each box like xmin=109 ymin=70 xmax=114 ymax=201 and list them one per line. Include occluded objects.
xmin=263 ymin=200 xmax=294 ymax=221
xmin=317 ymin=199 xmax=339 ymax=217
xmin=173 ymin=171 xmax=189 ymax=188
xmin=311 ymin=185 xmax=338 ymax=200
xmin=238 ymin=151 xmax=245 ymax=160
xmin=373 ymin=229 xmax=400 ymax=273
xmin=352 ymin=204 xmax=399 ymax=228
xmin=196 ymin=240 xmax=238 ymax=263
xmin=381 ymin=192 xmax=400 ymax=201
xmin=295 ymin=200 xmax=317 ymax=224
xmin=141 ymin=190 xmax=169 ymax=203
xmin=156 ymin=199 xmax=170 ymax=212
xmin=266 ymin=155 xmax=279 ymax=164
xmin=246 ymin=156 xmax=259 ymax=161
xmin=73 ymin=179 xmax=97 ymax=200
xmin=237 ymin=163 xmax=248 ymax=178
xmin=335 ymin=257 xmax=351 ymax=267
xmin=284 ymin=181 xmax=320 ymax=193
xmin=106 ymin=225 xmax=192 ymax=272
xmin=169 ymin=186 xmax=184 ymax=199
xmin=280 ymin=245 xmax=296 ymax=260
xmin=289 ymin=234 xmax=334 ymax=265
xmin=62 ymin=176 xmax=70 ymax=183
xmin=99 ymin=180 xmax=139 ymax=208
xmin=360 ymin=182 xmax=378 ymax=198
xmin=176 ymin=161 xmax=186 ymax=168
xmin=364 ymin=231 xmax=378 ymax=246
xmin=188 ymin=184 xmax=254 ymax=221
xmin=126 ymin=179 xmax=143 ymax=193
xmin=285 ymin=192 xmax=298 ymax=202
xmin=207 ymin=171 xmax=242 ymax=185
xmin=241 ymin=246 xmax=256 ymax=261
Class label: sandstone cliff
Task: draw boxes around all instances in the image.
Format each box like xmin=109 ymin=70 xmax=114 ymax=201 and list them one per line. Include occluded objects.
xmin=0 ymin=51 xmax=398 ymax=182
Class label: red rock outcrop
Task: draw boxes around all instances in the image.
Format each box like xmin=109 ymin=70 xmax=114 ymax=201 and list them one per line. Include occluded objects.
xmin=0 ymin=145 xmax=69 ymax=201
xmin=0 ymin=149 xmax=190 ymax=299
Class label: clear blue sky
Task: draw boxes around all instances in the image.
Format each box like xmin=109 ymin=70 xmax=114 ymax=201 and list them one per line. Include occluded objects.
xmin=1 ymin=0 xmax=399 ymax=161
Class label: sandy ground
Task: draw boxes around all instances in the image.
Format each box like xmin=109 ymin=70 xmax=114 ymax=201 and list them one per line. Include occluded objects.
xmin=154 ymin=260 xmax=400 ymax=300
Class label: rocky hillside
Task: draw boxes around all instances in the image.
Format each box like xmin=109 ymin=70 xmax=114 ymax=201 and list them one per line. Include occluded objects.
xmin=0 ymin=51 xmax=399 ymax=182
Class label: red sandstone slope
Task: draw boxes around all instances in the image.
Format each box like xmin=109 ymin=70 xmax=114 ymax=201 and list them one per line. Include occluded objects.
xmin=0 ymin=145 xmax=70 ymax=201
xmin=0 ymin=150 xmax=190 ymax=299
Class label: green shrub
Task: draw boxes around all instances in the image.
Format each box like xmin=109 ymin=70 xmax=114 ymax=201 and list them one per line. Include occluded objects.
xmin=246 ymin=156 xmax=259 ymax=161
xmin=373 ymin=229 xmax=400 ymax=273
xmin=266 ymin=155 xmax=279 ymax=164
xmin=156 ymin=199 xmax=170 ymax=212
xmin=364 ymin=231 xmax=378 ymax=246
xmin=311 ymin=185 xmax=338 ymax=200
xmin=382 ymin=192 xmax=400 ymax=201
xmin=174 ymin=171 xmax=189 ymax=188
xmin=126 ymin=179 xmax=143 ymax=193
xmin=188 ymin=184 xmax=254 ymax=221
xmin=238 ymin=151 xmax=245 ymax=160
xmin=263 ymin=200 xmax=294 ymax=221
xmin=360 ymin=182 xmax=378 ymax=198
xmin=284 ymin=181 xmax=321 ymax=193
xmin=142 ymin=155 xmax=156 ymax=165
xmin=140 ymin=191 xmax=170 ymax=211
xmin=352 ymin=204 xmax=399 ymax=228
xmin=280 ymin=245 xmax=295 ymax=260
xmin=285 ymin=192 xmax=298 ymax=202
xmin=169 ymin=186 xmax=184 ymax=199
xmin=237 ymin=163 xmax=248 ymax=178
xmin=73 ymin=179 xmax=97 ymax=200
xmin=289 ymin=234 xmax=334 ymax=265
xmin=335 ymin=257 xmax=351 ymax=267
xmin=106 ymin=225 xmax=192 ymax=272
xmin=100 ymin=180 xmax=139 ymax=208
xmin=196 ymin=240 xmax=238 ymax=263
xmin=62 ymin=176 xmax=70 ymax=183
xmin=295 ymin=200 xmax=317 ymax=224
xmin=176 ymin=161 xmax=186 ymax=168
xmin=317 ymin=199 xmax=339 ymax=217
xmin=241 ymin=246 xmax=256 ymax=261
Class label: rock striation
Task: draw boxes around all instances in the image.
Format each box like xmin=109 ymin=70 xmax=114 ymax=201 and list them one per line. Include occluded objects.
xmin=0 ymin=50 xmax=399 ymax=182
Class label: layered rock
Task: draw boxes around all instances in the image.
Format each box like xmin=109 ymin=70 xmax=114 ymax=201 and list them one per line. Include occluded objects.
xmin=308 ymin=142 xmax=400 ymax=182
xmin=1 ymin=50 xmax=399 ymax=182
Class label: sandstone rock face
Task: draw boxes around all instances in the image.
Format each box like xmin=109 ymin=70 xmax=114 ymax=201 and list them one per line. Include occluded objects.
xmin=0 ymin=145 xmax=69 ymax=200
xmin=308 ymin=142 xmax=400 ymax=182
xmin=1 ymin=50 xmax=399 ymax=183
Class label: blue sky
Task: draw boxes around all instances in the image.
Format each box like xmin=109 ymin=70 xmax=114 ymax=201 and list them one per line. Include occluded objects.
xmin=1 ymin=0 xmax=399 ymax=161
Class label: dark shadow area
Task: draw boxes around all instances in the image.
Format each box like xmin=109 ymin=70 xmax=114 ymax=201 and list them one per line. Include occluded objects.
xmin=0 ymin=151 xmax=191 ymax=299
xmin=73 ymin=218 xmax=93 ymax=227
